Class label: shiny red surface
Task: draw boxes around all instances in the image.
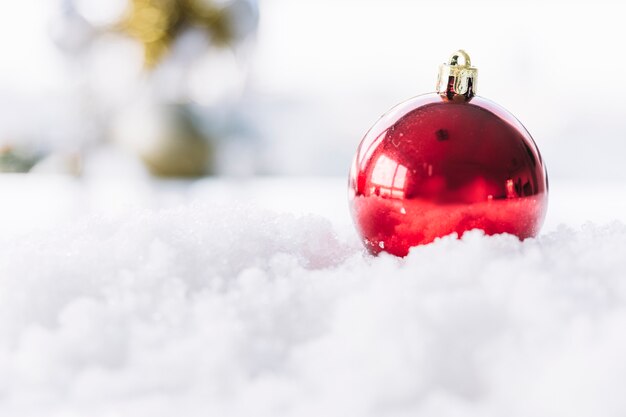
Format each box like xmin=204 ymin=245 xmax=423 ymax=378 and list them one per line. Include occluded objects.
xmin=349 ymin=93 xmax=548 ymax=256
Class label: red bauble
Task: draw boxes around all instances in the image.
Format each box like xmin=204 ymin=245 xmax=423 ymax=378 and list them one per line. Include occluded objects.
xmin=349 ymin=51 xmax=548 ymax=256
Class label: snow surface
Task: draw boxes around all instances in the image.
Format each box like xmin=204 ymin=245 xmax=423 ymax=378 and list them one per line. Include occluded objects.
xmin=2 ymin=176 xmax=626 ymax=416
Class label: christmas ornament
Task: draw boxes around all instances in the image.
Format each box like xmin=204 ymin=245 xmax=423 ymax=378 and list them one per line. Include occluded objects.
xmin=349 ymin=50 xmax=548 ymax=257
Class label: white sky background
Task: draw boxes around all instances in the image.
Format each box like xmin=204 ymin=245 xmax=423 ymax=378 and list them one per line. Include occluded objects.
xmin=249 ymin=0 xmax=626 ymax=178
xmin=0 ymin=1 xmax=61 ymax=93
xmin=0 ymin=0 xmax=625 ymax=178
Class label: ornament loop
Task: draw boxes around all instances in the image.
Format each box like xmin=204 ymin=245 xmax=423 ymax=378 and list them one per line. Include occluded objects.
xmin=449 ymin=50 xmax=471 ymax=67
xmin=436 ymin=49 xmax=478 ymax=101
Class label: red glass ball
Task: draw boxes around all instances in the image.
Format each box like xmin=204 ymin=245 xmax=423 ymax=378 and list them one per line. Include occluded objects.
xmin=349 ymin=93 xmax=548 ymax=256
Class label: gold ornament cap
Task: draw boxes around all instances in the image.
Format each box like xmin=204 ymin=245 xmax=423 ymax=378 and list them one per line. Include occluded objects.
xmin=436 ymin=50 xmax=478 ymax=101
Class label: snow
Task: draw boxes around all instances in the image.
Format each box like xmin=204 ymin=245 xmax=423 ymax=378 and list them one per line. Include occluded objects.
xmin=1 ymin=176 xmax=626 ymax=416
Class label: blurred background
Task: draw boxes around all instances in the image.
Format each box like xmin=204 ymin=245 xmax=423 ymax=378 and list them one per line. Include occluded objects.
xmin=0 ymin=0 xmax=624 ymax=180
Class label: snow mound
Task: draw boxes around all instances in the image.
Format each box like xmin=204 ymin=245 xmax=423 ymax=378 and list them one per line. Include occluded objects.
xmin=1 ymin=205 xmax=625 ymax=417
